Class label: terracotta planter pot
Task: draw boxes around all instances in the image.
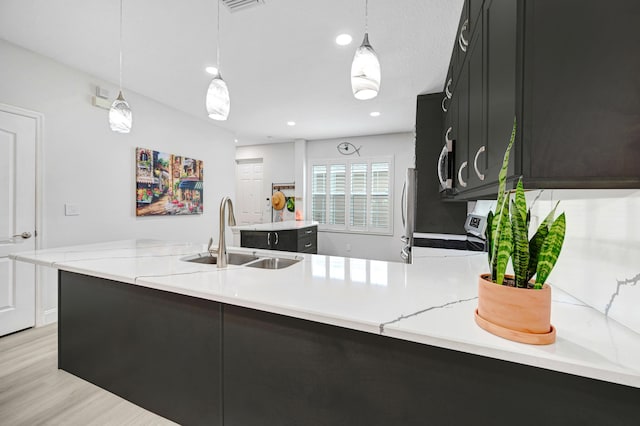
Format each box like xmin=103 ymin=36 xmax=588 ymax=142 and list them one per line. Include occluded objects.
xmin=475 ymin=273 xmax=556 ymax=345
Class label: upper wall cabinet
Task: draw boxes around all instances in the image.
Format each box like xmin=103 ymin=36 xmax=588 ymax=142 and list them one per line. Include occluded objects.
xmin=432 ymin=0 xmax=640 ymax=200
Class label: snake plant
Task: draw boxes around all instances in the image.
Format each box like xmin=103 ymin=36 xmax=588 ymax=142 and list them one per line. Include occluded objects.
xmin=486 ymin=120 xmax=566 ymax=288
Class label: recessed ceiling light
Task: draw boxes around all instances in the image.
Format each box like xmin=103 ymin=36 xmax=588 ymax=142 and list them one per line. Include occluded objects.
xmin=370 ymin=111 xmax=381 ymax=117
xmin=336 ymin=34 xmax=353 ymax=46
xmin=205 ymin=66 xmax=219 ymax=75
xmin=287 ymin=121 xmax=296 ymax=126
xmin=234 ymin=138 xmax=238 ymax=143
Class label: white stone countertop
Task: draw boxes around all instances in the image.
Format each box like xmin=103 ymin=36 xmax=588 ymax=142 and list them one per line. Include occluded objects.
xmin=231 ymin=220 xmax=318 ymax=232
xmin=10 ymin=239 xmax=640 ymax=389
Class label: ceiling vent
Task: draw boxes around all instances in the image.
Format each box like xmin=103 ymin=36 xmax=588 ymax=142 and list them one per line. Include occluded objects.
xmin=222 ymin=0 xmax=265 ymax=13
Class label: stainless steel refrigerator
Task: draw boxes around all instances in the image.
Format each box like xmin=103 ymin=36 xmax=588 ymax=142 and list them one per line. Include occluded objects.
xmin=400 ymin=168 xmax=417 ymax=264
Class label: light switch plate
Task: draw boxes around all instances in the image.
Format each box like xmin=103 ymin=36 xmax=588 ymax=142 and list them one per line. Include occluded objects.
xmin=65 ymin=203 xmax=80 ymax=216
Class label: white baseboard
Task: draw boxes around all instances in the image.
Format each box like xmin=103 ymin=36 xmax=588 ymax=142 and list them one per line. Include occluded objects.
xmin=41 ymin=308 xmax=57 ymax=325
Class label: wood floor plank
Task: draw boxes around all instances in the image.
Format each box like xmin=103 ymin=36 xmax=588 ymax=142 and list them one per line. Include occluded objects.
xmin=0 ymin=325 xmax=176 ymax=425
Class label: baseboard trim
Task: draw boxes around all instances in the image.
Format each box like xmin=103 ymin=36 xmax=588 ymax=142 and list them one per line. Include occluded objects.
xmin=42 ymin=308 xmax=57 ymax=325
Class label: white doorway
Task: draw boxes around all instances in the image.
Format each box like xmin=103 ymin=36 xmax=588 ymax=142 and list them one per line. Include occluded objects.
xmin=0 ymin=105 xmax=40 ymax=336
xmin=236 ymin=159 xmax=264 ymax=225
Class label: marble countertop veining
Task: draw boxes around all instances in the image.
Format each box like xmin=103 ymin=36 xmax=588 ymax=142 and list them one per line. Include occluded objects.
xmin=10 ymin=239 xmax=640 ymax=389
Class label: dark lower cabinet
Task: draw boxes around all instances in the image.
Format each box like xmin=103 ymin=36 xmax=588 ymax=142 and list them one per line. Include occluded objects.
xmin=223 ymin=304 xmax=639 ymax=426
xmin=59 ymin=271 xmax=223 ymax=426
xmin=59 ymin=272 xmax=639 ymax=426
xmin=240 ymin=225 xmax=317 ymax=254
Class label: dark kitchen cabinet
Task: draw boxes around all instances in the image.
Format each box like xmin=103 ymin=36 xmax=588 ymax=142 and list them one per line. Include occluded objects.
xmin=240 ymin=225 xmax=317 ymax=254
xmin=519 ymin=0 xmax=640 ymax=188
xmin=467 ymin=23 xmax=485 ymax=190
xmin=454 ymin=62 xmax=470 ymax=192
xmin=424 ymin=0 xmax=640 ymax=201
xmin=239 ymin=230 xmax=270 ymax=250
xmin=479 ymin=0 xmax=517 ymax=190
xmin=414 ymin=94 xmax=468 ymax=234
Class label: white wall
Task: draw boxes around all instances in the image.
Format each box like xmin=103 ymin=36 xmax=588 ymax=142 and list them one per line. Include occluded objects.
xmin=307 ymin=133 xmax=415 ymax=262
xmin=527 ymin=189 xmax=640 ymax=334
xmin=236 ymin=142 xmax=296 ymax=222
xmin=0 ymin=40 xmax=236 ymax=324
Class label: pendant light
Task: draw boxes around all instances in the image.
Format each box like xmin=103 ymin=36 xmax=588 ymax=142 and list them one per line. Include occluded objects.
xmin=109 ymin=0 xmax=133 ymax=133
xmin=351 ymin=0 xmax=381 ymax=100
xmin=206 ymin=0 xmax=230 ymax=120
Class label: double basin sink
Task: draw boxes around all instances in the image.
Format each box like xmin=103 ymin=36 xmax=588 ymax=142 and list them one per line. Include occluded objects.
xmin=181 ymin=251 xmax=301 ymax=270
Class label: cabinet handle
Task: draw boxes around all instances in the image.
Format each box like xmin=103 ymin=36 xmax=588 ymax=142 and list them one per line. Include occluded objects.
xmin=437 ymin=128 xmax=453 ymax=190
xmin=401 ymin=180 xmax=407 ymax=228
xmin=473 ymin=145 xmax=486 ymax=181
xmin=458 ymin=19 xmax=469 ymax=53
xmin=437 ymin=144 xmax=449 ymax=189
xmin=445 ymin=78 xmax=452 ymax=99
xmin=305 ymin=229 xmax=313 ymax=234
xmin=441 ymin=96 xmax=448 ymax=112
xmin=458 ymin=161 xmax=468 ymax=188
xmin=445 ymin=126 xmax=452 ymax=144
xmin=267 ymin=232 xmax=271 ymax=246
xmin=304 ymin=242 xmax=312 ymax=248
xmin=274 ymin=232 xmax=279 ymax=245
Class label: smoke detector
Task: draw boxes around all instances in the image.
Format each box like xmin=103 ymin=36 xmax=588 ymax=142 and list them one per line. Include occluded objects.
xmin=222 ymin=0 xmax=265 ymax=13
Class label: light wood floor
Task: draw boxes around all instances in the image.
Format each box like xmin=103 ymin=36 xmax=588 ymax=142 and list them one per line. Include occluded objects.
xmin=0 ymin=324 xmax=176 ymax=425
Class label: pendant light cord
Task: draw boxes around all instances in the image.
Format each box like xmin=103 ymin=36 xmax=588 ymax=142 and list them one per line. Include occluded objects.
xmin=119 ymin=0 xmax=123 ymax=90
xmin=216 ymin=0 xmax=220 ymax=69
xmin=365 ymin=0 xmax=369 ymax=33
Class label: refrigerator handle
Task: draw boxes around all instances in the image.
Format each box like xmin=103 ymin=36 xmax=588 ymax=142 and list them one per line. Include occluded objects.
xmin=401 ymin=180 xmax=407 ymax=229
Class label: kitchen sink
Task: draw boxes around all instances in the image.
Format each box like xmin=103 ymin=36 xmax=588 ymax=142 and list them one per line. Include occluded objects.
xmin=181 ymin=252 xmax=260 ymax=265
xmin=244 ymin=257 xmax=301 ymax=270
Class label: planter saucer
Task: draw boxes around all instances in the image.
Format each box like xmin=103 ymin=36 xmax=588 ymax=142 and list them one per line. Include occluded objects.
xmin=474 ymin=309 xmax=556 ymax=345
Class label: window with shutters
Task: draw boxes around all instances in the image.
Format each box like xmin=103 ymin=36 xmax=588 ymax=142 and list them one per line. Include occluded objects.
xmin=310 ymin=158 xmax=393 ymax=234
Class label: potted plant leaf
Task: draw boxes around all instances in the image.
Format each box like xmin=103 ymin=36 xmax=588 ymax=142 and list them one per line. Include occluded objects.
xmin=474 ymin=120 xmax=566 ymax=344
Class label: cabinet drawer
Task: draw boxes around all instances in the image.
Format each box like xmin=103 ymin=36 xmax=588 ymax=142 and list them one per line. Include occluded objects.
xmin=296 ymin=226 xmax=317 ymax=239
xmin=297 ymin=236 xmax=316 ymax=254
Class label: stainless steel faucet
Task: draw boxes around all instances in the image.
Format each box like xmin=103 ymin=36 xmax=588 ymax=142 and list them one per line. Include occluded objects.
xmin=217 ymin=196 xmax=236 ymax=268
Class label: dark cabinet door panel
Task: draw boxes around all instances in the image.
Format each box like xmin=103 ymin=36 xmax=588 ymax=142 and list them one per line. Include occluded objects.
xmin=524 ymin=0 xmax=640 ymax=181
xmin=455 ymin=62 xmax=470 ymax=193
xmin=484 ymin=0 xmax=517 ymax=182
xmin=415 ymin=94 xmax=468 ymax=234
xmin=467 ymin=21 xmax=485 ymax=190
xmin=272 ymin=229 xmax=297 ymax=251
xmin=240 ymin=231 xmax=270 ymax=250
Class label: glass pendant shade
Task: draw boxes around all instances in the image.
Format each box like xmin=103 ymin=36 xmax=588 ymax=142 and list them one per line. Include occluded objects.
xmin=206 ymin=70 xmax=230 ymax=121
xmin=351 ymin=33 xmax=381 ymax=100
xmin=109 ymin=91 xmax=132 ymax=133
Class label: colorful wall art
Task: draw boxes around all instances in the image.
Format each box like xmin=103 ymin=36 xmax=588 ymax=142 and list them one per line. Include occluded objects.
xmin=136 ymin=148 xmax=204 ymax=216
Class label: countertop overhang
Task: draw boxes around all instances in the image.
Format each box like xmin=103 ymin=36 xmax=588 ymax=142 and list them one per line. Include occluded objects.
xmin=231 ymin=220 xmax=318 ymax=232
xmin=10 ymin=239 xmax=640 ymax=389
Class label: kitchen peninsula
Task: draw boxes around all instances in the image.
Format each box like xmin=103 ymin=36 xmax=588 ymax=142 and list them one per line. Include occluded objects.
xmin=11 ymin=240 xmax=640 ymax=425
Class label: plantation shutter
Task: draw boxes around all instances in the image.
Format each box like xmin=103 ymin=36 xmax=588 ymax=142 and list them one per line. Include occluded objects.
xmin=311 ymin=165 xmax=326 ymax=223
xmin=350 ymin=163 xmax=367 ymax=228
xmin=329 ymin=164 xmax=346 ymax=225
xmin=370 ymin=162 xmax=390 ymax=230
xmin=310 ymin=157 xmax=392 ymax=234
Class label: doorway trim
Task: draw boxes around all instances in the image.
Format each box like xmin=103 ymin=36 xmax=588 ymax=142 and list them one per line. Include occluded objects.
xmin=0 ymin=103 xmax=45 ymax=326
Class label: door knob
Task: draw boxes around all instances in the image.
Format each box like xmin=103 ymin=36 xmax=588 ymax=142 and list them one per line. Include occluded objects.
xmin=13 ymin=232 xmax=32 ymax=239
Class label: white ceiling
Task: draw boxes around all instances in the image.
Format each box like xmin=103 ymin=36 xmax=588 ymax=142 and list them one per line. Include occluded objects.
xmin=0 ymin=0 xmax=463 ymax=145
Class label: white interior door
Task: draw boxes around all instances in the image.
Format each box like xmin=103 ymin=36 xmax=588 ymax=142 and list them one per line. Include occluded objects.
xmin=0 ymin=109 xmax=37 ymax=336
xmin=236 ymin=160 xmax=264 ymax=225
